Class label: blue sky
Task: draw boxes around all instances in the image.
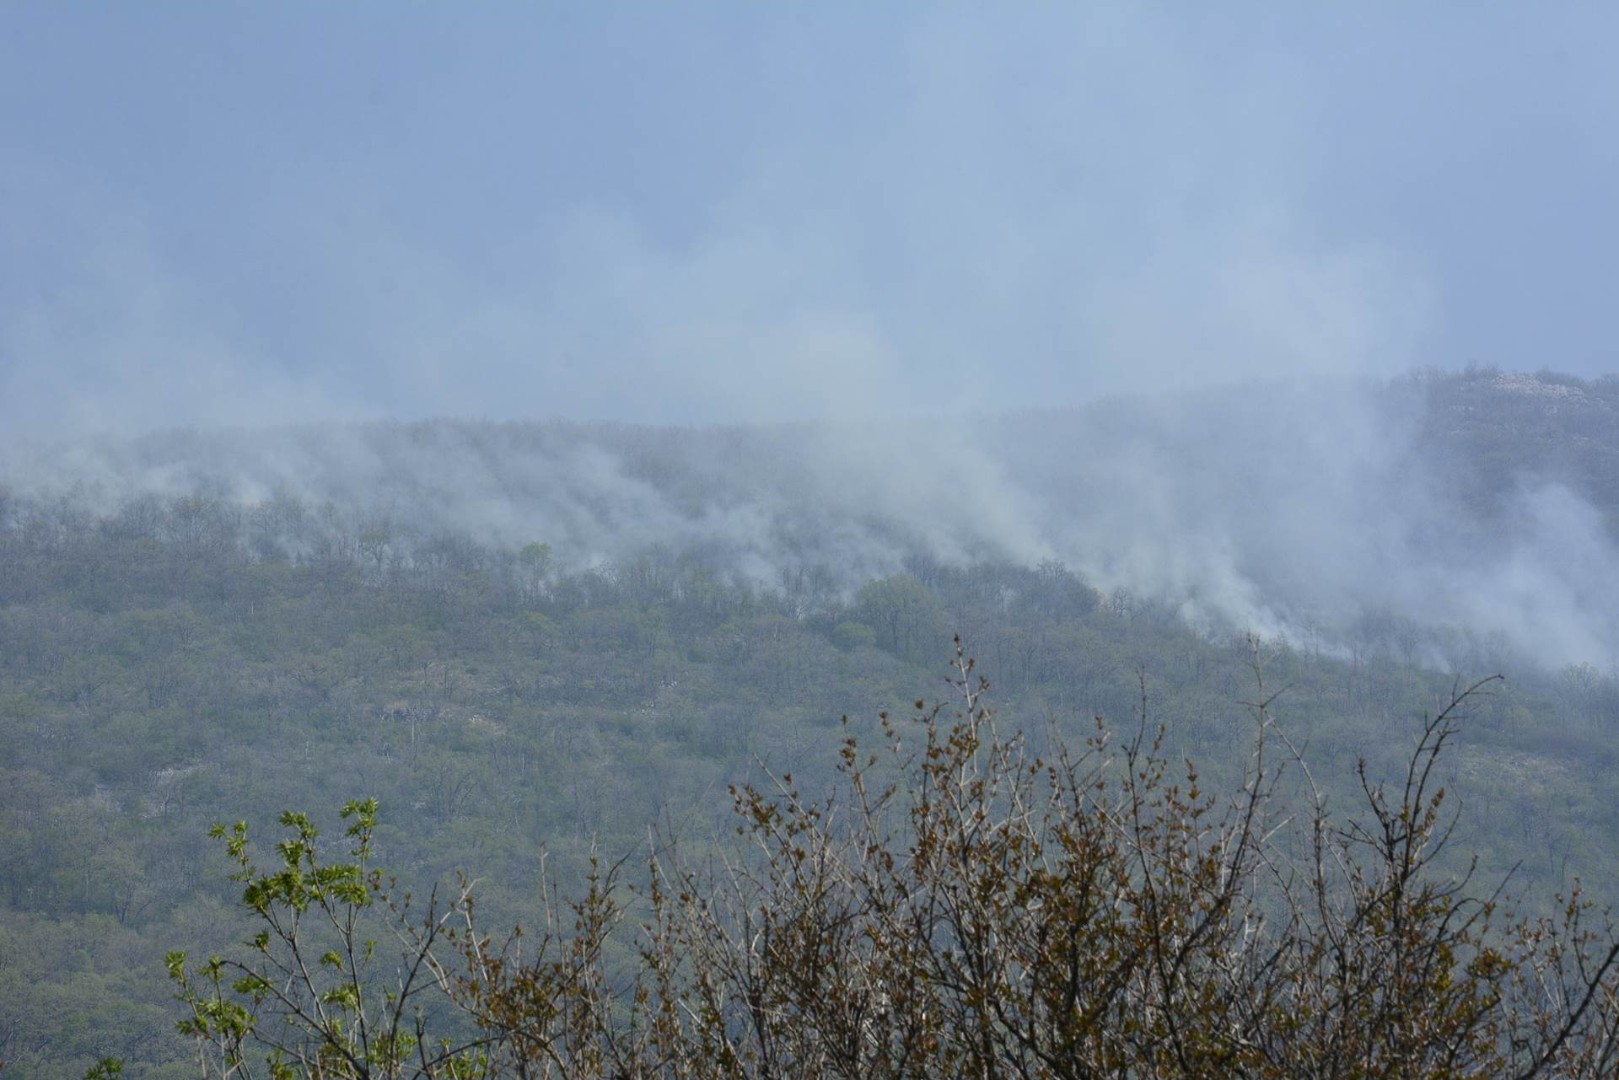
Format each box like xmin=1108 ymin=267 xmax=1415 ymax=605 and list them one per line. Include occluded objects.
xmin=2 ymin=4 xmax=1617 ymax=435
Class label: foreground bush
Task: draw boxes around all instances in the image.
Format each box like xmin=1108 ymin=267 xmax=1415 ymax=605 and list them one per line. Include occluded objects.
xmin=169 ymin=643 xmax=1619 ymax=1078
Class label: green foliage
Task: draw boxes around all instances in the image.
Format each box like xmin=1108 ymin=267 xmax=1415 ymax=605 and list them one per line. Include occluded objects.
xmin=81 ymin=1058 xmax=122 ymax=1080
xmin=853 ymin=574 xmax=947 ymax=663
xmin=169 ymin=798 xmax=494 ymax=1080
xmin=829 ymin=620 xmax=876 ymax=651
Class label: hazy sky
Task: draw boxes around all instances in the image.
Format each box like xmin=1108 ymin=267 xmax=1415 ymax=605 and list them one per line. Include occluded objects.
xmin=3 ymin=4 xmax=1617 ymax=435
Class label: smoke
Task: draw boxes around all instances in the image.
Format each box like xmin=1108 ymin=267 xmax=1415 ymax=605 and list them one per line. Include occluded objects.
xmin=0 ymin=5 xmax=1451 ymax=436
xmin=982 ymin=377 xmax=1619 ymax=668
xmin=6 ymin=371 xmax=1619 ymax=672
xmin=3 ymin=8 xmax=1618 ymax=669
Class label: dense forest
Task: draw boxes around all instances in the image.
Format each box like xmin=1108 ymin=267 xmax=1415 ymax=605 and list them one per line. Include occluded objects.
xmin=7 ymin=369 xmax=1619 ymax=1075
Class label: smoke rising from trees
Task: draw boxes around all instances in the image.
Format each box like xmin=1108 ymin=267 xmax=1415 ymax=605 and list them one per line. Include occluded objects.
xmin=6 ymin=370 xmax=1619 ymax=672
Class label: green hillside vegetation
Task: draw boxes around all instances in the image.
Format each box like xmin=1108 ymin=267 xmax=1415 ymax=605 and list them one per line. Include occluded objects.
xmin=1415 ymin=368 xmax=1619 ymax=525
xmin=164 ymin=664 xmax=1619 ymax=1077
xmin=5 ymin=369 xmax=1619 ymax=1074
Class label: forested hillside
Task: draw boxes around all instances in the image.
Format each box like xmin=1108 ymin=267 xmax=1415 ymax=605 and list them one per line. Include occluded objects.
xmin=5 ymin=369 xmax=1619 ymax=1075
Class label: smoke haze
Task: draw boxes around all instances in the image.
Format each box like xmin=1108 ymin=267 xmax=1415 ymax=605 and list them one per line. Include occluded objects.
xmin=4 ymin=6 xmax=1618 ymax=435
xmin=3 ymin=8 xmax=1619 ymax=670
xmin=5 ymin=371 xmax=1619 ymax=673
